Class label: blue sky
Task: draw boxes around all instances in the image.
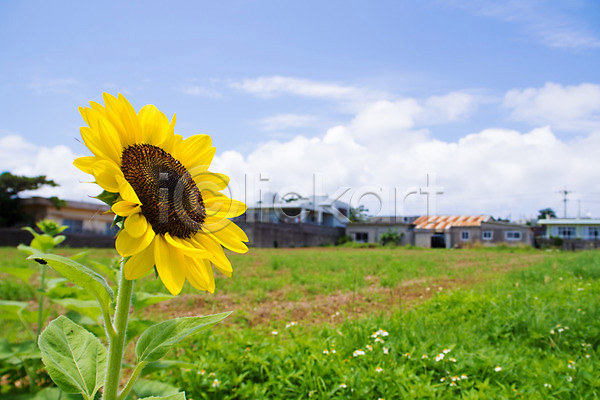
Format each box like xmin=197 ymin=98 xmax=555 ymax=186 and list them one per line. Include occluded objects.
xmin=1 ymin=0 xmax=600 ymax=220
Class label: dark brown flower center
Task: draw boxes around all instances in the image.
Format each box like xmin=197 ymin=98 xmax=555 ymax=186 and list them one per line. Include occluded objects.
xmin=121 ymin=144 xmax=206 ymax=238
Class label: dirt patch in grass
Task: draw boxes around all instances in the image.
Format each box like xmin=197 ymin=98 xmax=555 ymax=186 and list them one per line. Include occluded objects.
xmin=147 ymin=275 xmax=478 ymax=327
xmin=144 ymin=249 xmax=550 ymax=327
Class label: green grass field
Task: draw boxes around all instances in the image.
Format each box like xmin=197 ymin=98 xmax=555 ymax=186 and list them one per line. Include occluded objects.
xmin=1 ymin=246 xmax=599 ymax=399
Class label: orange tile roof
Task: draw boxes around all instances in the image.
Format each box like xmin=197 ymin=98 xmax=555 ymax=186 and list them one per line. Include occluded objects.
xmin=413 ymin=215 xmax=489 ymax=231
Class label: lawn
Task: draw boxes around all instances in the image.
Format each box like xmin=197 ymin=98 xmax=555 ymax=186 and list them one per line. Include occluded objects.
xmin=1 ymin=246 xmax=599 ymax=399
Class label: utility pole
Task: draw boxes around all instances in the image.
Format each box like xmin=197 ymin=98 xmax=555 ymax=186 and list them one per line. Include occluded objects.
xmin=558 ymin=188 xmax=573 ymax=218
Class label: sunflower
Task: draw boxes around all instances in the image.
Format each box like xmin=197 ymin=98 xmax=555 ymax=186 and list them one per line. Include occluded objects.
xmin=74 ymin=93 xmax=248 ymax=295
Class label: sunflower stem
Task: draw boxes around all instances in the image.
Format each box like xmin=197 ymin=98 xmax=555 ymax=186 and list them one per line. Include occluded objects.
xmin=103 ymin=262 xmax=134 ymax=400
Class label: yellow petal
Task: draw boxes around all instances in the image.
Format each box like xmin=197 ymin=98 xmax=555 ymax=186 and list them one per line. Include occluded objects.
xmin=112 ymin=201 xmax=141 ymax=217
xmin=124 ymin=213 xmax=148 ymax=238
xmin=203 ymin=194 xmax=246 ymax=220
xmin=204 ymin=222 xmax=248 ymax=253
xmin=92 ymin=160 xmax=123 ymax=192
xmin=115 ymin=223 xmax=155 ymax=257
xmin=138 ymin=104 xmax=170 ymax=146
xmin=116 ymin=175 xmax=141 ymax=204
xmin=192 ymin=172 xmax=229 ymax=192
xmin=96 ymin=114 xmax=124 ymax=164
xmin=73 ymin=156 xmax=97 ymax=174
xmin=124 ymin=239 xmax=156 ymax=280
xmin=193 ymin=233 xmax=232 ymax=277
xmin=178 ymin=135 xmax=212 ymax=167
xmin=185 ymin=257 xmax=215 ymax=293
xmin=103 ymin=93 xmax=140 ymax=146
xmin=97 ymin=95 xmax=130 ymax=147
xmin=117 ymin=93 xmax=144 ymax=143
xmin=80 ymin=127 xmax=112 ymax=160
xmin=163 ymin=233 xmax=211 ymax=257
xmin=154 ymin=235 xmax=186 ymax=295
xmin=185 ymin=147 xmax=215 ymax=173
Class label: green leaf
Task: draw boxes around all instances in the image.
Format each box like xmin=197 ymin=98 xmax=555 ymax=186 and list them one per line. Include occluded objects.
xmin=50 ymin=298 xmax=102 ymax=322
xmin=0 ymin=300 xmax=28 ymax=320
xmin=32 ymin=387 xmax=82 ymax=400
xmin=138 ymin=393 xmax=186 ymax=400
xmin=22 ymin=226 xmax=40 ymax=238
xmin=132 ymin=292 xmax=173 ymax=312
xmin=87 ymin=260 xmax=119 ymax=284
xmin=94 ymin=190 xmax=120 ymax=206
xmin=132 ymin=379 xmax=181 ymax=398
xmin=0 ymin=266 xmax=36 ymax=283
xmin=17 ymin=243 xmax=43 ymax=256
xmin=28 ymin=253 xmax=114 ymax=313
xmin=53 ymin=235 xmax=66 ymax=246
xmin=126 ymin=319 xmax=156 ymax=343
xmin=38 ymin=316 xmax=107 ymax=398
xmin=31 ymin=235 xmax=56 ymax=253
xmin=135 ymin=312 xmax=231 ymax=363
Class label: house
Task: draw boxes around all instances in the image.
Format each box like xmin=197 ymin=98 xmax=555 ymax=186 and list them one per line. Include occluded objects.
xmin=21 ymin=196 xmax=114 ymax=235
xmin=235 ymin=194 xmax=349 ymax=247
xmin=537 ymin=218 xmax=600 ymax=249
xmin=346 ymin=216 xmax=414 ymax=245
xmin=413 ymin=215 xmax=533 ymax=248
xmin=244 ymin=194 xmax=349 ymax=228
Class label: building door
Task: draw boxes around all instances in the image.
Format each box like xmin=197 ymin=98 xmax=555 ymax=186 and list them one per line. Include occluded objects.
xmin=431 ymin=232 xmax=446 ymax=248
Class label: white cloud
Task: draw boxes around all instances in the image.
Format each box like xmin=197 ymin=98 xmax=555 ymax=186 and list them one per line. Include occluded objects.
xmin=214 ymin=90 xmax=600 ymax=219
xmin=420 ymin=91 xmax=477 ymax=123
xmin=449 ymin=0 xmax=600 ymax=50
xmin=503 ymin=82 xmax=600 ymax=130
xmin=256 ymin=113 xmax=318 ymax=131
xmin=0 ymin=134 xmax=95 ymax=202
xmin=180 ymin=85 xmax=223 ymax=98
xmin=230 ymin=76 xmax=389 ymax=111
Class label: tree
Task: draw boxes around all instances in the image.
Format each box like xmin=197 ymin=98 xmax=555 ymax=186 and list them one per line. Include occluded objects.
xmin=349 ymin=205 xmax=369 ymax=223
xmin=0 ymin=172 xmax=59 ymax=227
xmin=538 ymin=208 xmax=557 ymax=220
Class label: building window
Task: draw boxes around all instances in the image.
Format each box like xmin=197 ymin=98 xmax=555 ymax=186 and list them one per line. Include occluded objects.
xmin=355 ymin=232 xmax=369 ymax=243
xmin=482 ymin=231 xmax=493 ymax=240
xmin=588 ymin=227 xmax=600 ymax=240
xmin=505 ymin=231 xmax=522 ymax=241
xmin=63 ymin=219 xmax=83 ymax=233
xmin=461 ymin=231 xmax=470 ymax=241
xmin=557 ymin=226 xmax=576 ymax=238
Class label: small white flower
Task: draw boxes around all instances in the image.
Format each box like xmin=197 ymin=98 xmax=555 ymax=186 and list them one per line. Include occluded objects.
xmin=271 ymin=330 xmax=278 ymax=335
xmin=450 ymin=382 xmax=456 ymax=387
xmin=375 ymin=366 xmax=383 ymax=373
xmin=449 ymin=357 xmax=456 ymax=363
xmin=198 ymin=369 xmax=206 ymax=375
xmin=435 ymin=353 xmax=444 ymax=362
xmin=442 ymin=348 xmax=451 ymax=354
xmin=421 ymin=354 xmax=428 ymax=359
xmin=323 ymin=349 xmax=329 ymax=355
xmin=460 ymin=374 xmax=468 ymax=380
xmin=353 ymin=349 xmax=366 ymax=357
xmin=494 ymin=366 xmax=502 ymax=372
xmin=212 ymin=379 xmax=220 ymax=388
xmin=568 ymin=360 xmax=575 ymax=369
xmin=375 ymin=337 xmax=384 ymax=344
xmin=366 ymin=344 xmax=373 ymax=351
xmin=383 ymin=347 xmax=389 ymax=355
xmin=339 ymin=383 xmax=347 ymax=389
xmin=285 ymin=321 xmax=297 ymax=328
xmin=567 ymin=375 xmax=573 ymax=382
xmin=544 ymin=383 xmax=552 ymax=388
xmin=585 ymin=354 xmax=591 ymax=359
